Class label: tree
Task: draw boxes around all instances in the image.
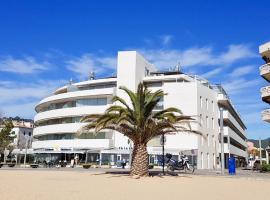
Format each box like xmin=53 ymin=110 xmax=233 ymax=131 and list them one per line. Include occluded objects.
xmin=0 ymin=120 xmax=14 ymax=159
xmin=79 ymin=83 xmax=197 ymax=176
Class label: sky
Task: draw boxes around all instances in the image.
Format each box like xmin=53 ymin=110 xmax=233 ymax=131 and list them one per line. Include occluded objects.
xmin=0 ymin=0 xmax=269 ymax=139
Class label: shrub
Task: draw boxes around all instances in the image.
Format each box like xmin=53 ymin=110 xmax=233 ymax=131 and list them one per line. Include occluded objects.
xmin=82 ymin=164 xmax=91 ymax=169
xmin=261 ymin=164 xmax=270 ymax=172
xmin=148 ymin=164 xmax=154 ymax=169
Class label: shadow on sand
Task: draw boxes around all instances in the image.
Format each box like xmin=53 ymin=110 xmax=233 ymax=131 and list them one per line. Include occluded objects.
xmin=102 ymin=170 xmax=193 ymax=179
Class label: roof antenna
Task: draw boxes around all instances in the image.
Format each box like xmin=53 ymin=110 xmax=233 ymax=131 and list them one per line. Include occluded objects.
xmin=89 ymin=71 xmax=95 ymax=80
xmin=69 ymin=78 xmax=73 ymax=85
xmin=175 ymin=62 xmax=181 ymax=72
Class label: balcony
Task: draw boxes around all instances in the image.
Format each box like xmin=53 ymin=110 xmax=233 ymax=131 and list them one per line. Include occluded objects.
xmin=262 ymin=109 xmax=270 ymax=123
xmin=37 ymin=87 xmax=115 ymax=109
xmin=222 ymin=110 xmax=246 ymax=137
xmin=260 ymin=63 xmax=270 ymax=81
xmin=259 ymin=42 xmax=270 ymax=57
xmin=33 ymin=123 xmax=87 ymax=136
xmin=34 ymin=106 xmax=108 ymax=122
xmin=32 ymin=138 xmax=114 ymax=152
xmin=261 ymin=86 xmax=270 ymax=103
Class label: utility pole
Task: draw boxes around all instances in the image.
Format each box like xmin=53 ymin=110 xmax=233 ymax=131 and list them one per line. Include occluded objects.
xmin=259 ymin=138 xmax=262 ymax=165
xmin=161 ymin=134 xmax=165 ymax=175
xmin=220 ymin=107 xmax=224 ymax=175
xmin=23 ymin=138 xmax=28 ymax=168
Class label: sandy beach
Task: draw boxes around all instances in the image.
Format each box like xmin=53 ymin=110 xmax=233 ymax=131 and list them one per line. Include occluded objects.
xmin=0 ymin=170 xmax=269 ymax=200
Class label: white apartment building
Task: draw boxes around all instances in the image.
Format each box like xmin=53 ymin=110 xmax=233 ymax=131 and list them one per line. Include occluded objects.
xmin=32 ymin=51 xmax=247 ymax=169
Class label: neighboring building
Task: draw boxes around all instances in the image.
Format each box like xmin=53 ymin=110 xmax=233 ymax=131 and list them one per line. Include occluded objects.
xmin=11 ymin=119 xmax=34 ymax=150
xmin=32 ymin=51 xmax=247 ymax=169
xmin=0 ymin=117 xmax=34 ymax=163
xmin=260 ymin=41 xmax=270 ymax=122
xmin=0 ymin=117 xmax=34 ymax=149
xmin=248 ymin=138 xmax=270 ymax=164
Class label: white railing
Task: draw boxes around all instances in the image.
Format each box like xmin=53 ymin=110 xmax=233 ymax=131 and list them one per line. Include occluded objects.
xmin=261 ymin=86 xmax=270 ymax=98
xmin=33 ymin=123 xmax=87 ymax=136
xmin=262 ymin=109 xmax=270 ymax=121
xmin=260 ymin=63 xmax=270 ymax=73
xmin=38 ymin=87 xmax=115 ymax=106
xmin=34 ymin=106 xmax=108 ymax=122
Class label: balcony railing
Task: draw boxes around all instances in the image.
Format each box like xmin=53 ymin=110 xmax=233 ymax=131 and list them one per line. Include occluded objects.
xmin=260 ymin=63 xmax=270 ymax=81
xmin=261 ymin=86 xmax=270 ymax=103
xmin=262 ymin=109 xmax=270 ymax=122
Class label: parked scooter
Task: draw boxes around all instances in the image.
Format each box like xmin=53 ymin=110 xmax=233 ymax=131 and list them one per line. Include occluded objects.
xmin=166 ymin=153 xmax=195 ymax=173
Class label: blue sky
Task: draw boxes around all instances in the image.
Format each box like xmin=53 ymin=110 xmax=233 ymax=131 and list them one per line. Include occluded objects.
xmin=0 ymin=0 xmax=269 ymax=139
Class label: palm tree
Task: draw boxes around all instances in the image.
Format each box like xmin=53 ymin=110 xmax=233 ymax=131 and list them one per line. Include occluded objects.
xmin=79 ymin=83 xmax=197 ymax=176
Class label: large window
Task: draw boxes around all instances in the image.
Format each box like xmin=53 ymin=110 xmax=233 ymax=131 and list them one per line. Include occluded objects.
xmin=35 ymin=132 xmax=107 ymax=141
xmin=38 ymin=97 xmax=108 ymax=113
xmin=76 ymin=98 xmax=107 ymax=106
xmin=36 ymin=117 xmax=81 ymax=126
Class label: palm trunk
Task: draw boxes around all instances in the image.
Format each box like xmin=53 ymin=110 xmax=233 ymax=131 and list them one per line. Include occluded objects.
xmin=130 ymin=142 xmax=149 ymax=176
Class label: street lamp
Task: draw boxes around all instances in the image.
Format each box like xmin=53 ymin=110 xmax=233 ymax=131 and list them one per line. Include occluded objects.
xmin=219 ymin=107 xmax=225 ymax=175
xmin=160 ymin=134 xmax=166 ymax=175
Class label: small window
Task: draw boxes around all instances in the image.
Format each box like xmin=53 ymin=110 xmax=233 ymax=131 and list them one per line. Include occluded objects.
xmin=212 ymin=118 xmax=214 ymax=129
xmin=200 ymin=114 xmax=203 ymax=125
xmin=29 ymin=132 xmax=31 ymax=136
xmin=23 ymin=131 xmax=25 ymax=135
xmin=212 ymin=101 xmax=214 ymax=111
xmin=206 ymin=116 xmax=209 ymax=128
xmin=200 ymin=96 xmax=203 ymax=108
xmin=207 ymin=134 xmax=210 ymax=146
xmin=206 ymin=98 xmax=208 ymax=110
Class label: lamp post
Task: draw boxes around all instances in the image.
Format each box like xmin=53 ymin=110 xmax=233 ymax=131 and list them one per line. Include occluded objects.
xmin=23 ymin=137 xmax=29 ymax=168
xmin=160 ymin=134 xmax=166 ymax=175
xmin=220 ymin=107 xmax=225 ymax=175
xmin=259 ymin=138 xmax=262 ymax=165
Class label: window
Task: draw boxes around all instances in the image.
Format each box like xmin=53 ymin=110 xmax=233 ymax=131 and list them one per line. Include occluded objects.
xmin=212 ymin=135 xmax=215 ymax=147
xmin=200 ymin=96 xmax=203 ymax=108
xmin=200 ymin=114 xmax=203 ymax=125
xmin=207 ymin=134 xmax=210 ymax=146
xmin=76 ymin=98 xmax=107 ymax=106
xmin=28 ymin=132 xmax=31 ymax=136
xmin=212 ymin=118 xmax=214 ymax=129
xmin=206 ymin=98 xmax=208 ymax=110
xmin=212 ymin=101 xmax=214 ymax=112
xmin=206 ymin=116 xmax=209 ymax=128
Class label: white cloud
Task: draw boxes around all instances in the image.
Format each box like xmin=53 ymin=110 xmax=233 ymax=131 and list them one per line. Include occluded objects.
xmin=160 ymin=35 xmax=173 ymax=46
xmin=0 ymin=80 xmax=66 ymax=118
xmin=223 ymin=78 xmax=262 ymax=95
xmin=1 ymin=102 xmax=37 ymax=119
xmin=0 ymin=56 xmax=49 ymax=74
xmin=218 ymin=44 xmax=256 ymax=64
xmin=66 ymin=54 xmax=116 ymax=79
xmin=139 ymin=44 xmax=256 ymax=70
xmin=229 ymin=65 xmax=254 ymax=78
xmin=201 ymin=68 xmax=223 ymax=79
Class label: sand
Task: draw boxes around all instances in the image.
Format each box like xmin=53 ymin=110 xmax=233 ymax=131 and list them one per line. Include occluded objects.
xmin=0 ymin=170 xmax=269 ymax=200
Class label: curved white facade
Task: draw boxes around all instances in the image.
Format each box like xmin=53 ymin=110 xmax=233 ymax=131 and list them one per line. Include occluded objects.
xmin=259 ymin=42 xmax=270 ymax=123
xmin=33 ymin=51 xmax=247 ymax=169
